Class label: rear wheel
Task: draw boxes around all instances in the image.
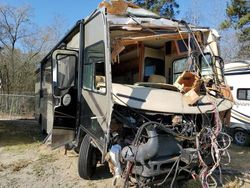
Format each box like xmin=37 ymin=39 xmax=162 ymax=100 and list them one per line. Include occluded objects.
xmin=78 ymin=134 xmax=97 ymax=179
xmin=39 ymin=114 xmax=46 ymax=134
xmin=38 ymin=114 xmax=42 ymax=125
xmin=234 ymin=130 xmax=250 ymax=146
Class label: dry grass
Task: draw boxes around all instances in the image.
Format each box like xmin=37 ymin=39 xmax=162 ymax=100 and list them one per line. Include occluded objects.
xmin=10 ymin=159 xmax=32 ymax=172
xmin=0 ymin=162 xmax=7 ymax=172
xmin=0 ymin=159 xmax=32 ymax=172
xmin=3 ymin=141 xmax=41 ymax=153
xmin=32 ymin=153 xmax=59 ymax=177
xmin=0 ymin=120 xmax=43 ymax=153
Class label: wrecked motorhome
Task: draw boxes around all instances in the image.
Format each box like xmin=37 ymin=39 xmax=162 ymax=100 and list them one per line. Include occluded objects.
xmin=36 ymin=1 xmax=234 ymax=187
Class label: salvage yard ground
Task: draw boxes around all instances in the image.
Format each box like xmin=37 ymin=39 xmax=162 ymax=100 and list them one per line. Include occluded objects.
xmin=0 ymin=120 xmax=250 ymax=188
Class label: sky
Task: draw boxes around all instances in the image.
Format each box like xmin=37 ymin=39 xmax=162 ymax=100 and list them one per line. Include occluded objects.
xmin=2 ymin=0 xmax=229 ymax=31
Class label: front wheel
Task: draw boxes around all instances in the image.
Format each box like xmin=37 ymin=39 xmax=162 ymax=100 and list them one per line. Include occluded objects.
xmin=78 ymin=134 xmax=97 ymax=179
xmin=234 ymin=130 xmax=250 ymax=146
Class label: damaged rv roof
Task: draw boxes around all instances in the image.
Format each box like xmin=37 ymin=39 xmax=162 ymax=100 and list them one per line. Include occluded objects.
xmin=98 ymin=0 xmax=209 ymax=31
xmin=39 ymin=0 xmax=216 ymax=68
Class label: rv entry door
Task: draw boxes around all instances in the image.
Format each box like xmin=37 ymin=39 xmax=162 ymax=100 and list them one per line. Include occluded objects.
xmin=51 ymin=49 xmax=78 ymax=148
xmin=81 ymin=11 xmax=112 ymax=153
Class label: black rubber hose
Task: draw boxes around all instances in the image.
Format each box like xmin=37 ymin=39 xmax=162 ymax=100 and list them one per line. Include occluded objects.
xmin=121 ymin=123 xmax=159 ymax=165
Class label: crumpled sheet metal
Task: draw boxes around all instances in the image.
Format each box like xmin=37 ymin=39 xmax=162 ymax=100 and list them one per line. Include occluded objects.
xmin=107 ymin=14 xmax=179 ymax=28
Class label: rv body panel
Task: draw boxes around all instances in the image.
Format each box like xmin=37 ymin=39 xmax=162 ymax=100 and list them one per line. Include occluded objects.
xmin=225 ymin=61 xmax=250 ymax=128
xmin=66 ymin=32 xmax=80 ymax=49
xmin=204 ymin=30 xmax=224 ymax=83
xmin=112 ymin=83 xmax=232 ymax=114
xmin=40 ymin=59 xmax=54 ymax=134
xmin=35 ymin=69 xmax=41 ymax=121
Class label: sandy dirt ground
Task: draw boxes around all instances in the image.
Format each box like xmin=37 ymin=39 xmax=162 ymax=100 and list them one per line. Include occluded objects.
xmin=0 ymin=120 xmax=113 ymax=188
xmin=0 ymin=119 xmax=250 ymax=188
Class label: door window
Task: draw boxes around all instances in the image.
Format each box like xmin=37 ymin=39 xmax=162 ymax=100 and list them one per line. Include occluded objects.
xmin=56 ymin=55 xmax=76 ymax=89
xmin=83 ymin=41 xmax=106 ymax=94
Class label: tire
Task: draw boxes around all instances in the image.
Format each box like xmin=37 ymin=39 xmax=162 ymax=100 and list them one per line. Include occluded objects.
xmin=234 ymin=130 xmax=250 ymax=146
xmin=78 ymin=134 xmax=97 ymax=179
xmin=38 ymin=114 xmax=42 ymax=125
xmin=39 ymin=114 xmax=47 ymax=135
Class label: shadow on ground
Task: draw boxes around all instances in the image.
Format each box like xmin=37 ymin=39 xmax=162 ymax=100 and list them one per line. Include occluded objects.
xmin=92 ymin=164 xmax=113 ymax=180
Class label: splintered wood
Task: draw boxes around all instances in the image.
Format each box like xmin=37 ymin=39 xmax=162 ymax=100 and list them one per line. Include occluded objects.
xmin=174 ymin=71 xmax=201 ymax=93
xmin=111 ymin=40 xmax=125 ymax=63
xmin=174 ymin=71 xmax=202 ymax=105
xmin=99 ymin=0 xmax=139 ymax=15
xmin=183 ymin=89 xmax=201 ymax=105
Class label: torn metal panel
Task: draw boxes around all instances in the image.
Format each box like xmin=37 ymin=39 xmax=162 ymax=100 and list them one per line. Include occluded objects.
xmin=108 ymin=14 xmax=180 ymax=29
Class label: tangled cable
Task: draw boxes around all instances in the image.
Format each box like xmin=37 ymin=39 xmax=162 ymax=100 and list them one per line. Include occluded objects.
xmin=196 ymin=95 xmax=232 ymax=188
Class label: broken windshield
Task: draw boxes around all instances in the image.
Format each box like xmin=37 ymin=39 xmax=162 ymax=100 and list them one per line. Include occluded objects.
xmin=172 ymin=53 xmax=214 ymax=83
xmin=172 ymin=57 xmax=188 ymax=82
xmin=200 ymin=53 xmax=213 ymax=76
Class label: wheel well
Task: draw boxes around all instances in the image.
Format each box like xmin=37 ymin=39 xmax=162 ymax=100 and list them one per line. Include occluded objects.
xmin=234 ymin=128 xmax=247 ymax=133
xmin=78 ymin=129 xmax=86 ymax=143
xmin=74 ymin=128 xmax=86 ymax=153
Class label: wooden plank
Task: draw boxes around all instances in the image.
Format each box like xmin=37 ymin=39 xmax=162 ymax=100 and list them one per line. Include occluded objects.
xmin=119 ymin=31 xmax=203 ymax=45
xmin=122 ymin=33 xmax=189 ymax=42
xmin=139 ymin=42 xmax=145 ymax=82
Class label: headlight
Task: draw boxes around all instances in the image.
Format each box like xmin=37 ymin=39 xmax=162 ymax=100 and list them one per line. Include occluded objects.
xmin=62 ymin=94 xmax=71 ymax=106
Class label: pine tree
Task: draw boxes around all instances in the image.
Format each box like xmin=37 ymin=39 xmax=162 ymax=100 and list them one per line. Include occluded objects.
xmin=128 ymin=0 xmax=179 ymax=18
xmin=221 ymin=0 xmax=250 ymax=58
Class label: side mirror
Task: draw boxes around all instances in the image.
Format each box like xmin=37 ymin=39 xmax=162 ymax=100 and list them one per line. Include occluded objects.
xmin=215 ymin=56 xmax=224 ymax=70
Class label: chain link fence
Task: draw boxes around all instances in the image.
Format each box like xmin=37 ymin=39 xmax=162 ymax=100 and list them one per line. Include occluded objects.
xmin=0 ymin=94 xmax=35 ymax=120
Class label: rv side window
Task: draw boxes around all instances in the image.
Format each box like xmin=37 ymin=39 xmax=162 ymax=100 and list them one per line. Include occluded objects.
xmin=177 ymin=38 xmax=196 ymax=53
xmin=144 ymin=57 xmax=165 ymax=82
xmin=41 ymin=61 xmax=52 ymax=90
xmin=83 ymin=41 xmax=106 ymax=94
xmin=172 ymin=57 xmax=188 ymax=82
xmin=237 ymin=89 xmax=250 ymax=101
